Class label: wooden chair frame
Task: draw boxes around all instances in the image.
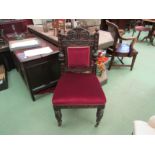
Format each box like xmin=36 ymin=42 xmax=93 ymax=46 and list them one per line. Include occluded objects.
xmin=106 ymin=20 xmax=138 ymax=71
xmin=53 ymin=27 xmax=106 ymax=127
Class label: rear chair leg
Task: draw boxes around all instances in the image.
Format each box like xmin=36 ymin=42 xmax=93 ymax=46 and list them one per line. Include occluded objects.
xmin=54 ymin=107 xmax=62 ymax=127
xmin=95 ymin=107 xmax=104 ymax=127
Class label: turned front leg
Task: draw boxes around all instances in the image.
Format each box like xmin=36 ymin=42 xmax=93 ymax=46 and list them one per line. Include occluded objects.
xmin=54 ymin=107 xmax=62 ymax=127
xmin=95 ymin=107 xmax=104 ymax=127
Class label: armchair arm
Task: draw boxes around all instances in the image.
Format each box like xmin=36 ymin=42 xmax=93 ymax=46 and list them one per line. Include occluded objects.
xmin=119 ymin=36 xmax=137 ymax=49
xmin=120 ymin=36 xmax=137 ymax=41
xmin=118 ymin=29 xmax=125 ymax=36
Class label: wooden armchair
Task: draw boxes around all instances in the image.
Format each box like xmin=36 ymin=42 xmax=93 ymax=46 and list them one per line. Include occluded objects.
xmin=52 ymin=27 xmax=106 ymax=127
xmin=106 ymin=20 xmax=138 ymax=70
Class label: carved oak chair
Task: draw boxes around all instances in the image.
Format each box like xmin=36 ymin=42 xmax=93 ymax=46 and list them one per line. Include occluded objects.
xmin=106 ymin=20 xmax=138 ymax=71
xmin=52 ymin=27 xmax=106 ymax=127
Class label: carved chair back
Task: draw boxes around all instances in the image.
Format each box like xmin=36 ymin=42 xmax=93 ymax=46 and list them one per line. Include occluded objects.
xmin=106 ymin=20 xmax=121 ymax=49
xmin=58 ymin=27 xmax=99 ymax=74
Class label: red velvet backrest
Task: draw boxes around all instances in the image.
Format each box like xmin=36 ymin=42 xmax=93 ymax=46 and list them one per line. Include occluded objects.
xmin=58 ymin=27 xmax=99 ymax=73
xmin=67 ymin=46 xmax=90 ymax=68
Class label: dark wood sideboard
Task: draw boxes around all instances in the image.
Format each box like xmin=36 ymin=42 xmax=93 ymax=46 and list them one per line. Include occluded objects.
xmin=4 ymin=32 xmax=60 ymax=101
xmin=1 ymin=20 xmax=62 ymax=101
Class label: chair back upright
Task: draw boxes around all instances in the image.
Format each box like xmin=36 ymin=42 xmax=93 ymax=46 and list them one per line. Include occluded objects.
xmin=58 ymin=27 xmax=99 ymax=74
xmin=106 ymin=20 xmax=121 ymax=49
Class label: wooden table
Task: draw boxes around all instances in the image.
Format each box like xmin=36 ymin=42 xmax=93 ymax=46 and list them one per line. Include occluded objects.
xmin=142 ymin=19 xmax=155 ymax=46
xmin=4 ymin=33 xmax=60 ymax=101
xmin=28 ymin=25 xmax=114 ymax=49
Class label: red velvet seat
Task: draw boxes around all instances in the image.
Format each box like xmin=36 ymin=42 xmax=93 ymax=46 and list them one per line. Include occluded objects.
xmin=53 ymin=72 xmax=106 ymax=106
xmin=52 ymin=27 xmax=106 ymax=127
